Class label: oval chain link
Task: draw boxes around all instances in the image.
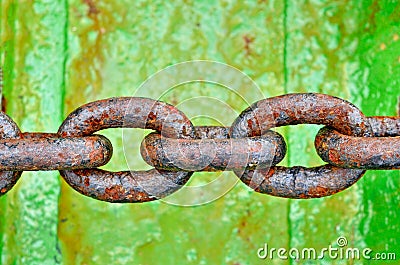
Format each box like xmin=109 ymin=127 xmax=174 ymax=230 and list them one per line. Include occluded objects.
xmin=58 ymin=97 xmax=196 ymax=203
xmin=140 ymin=126 xmax=286 ymax=172
xmin=230 ymin=93 xmax=372 ymax=199
xmin=315 ymin=117 xmax=400 ymax=169
xmin=0 ymin=93 xmax=398 ymax=202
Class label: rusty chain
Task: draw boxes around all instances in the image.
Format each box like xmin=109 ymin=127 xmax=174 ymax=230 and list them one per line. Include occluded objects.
xmin=0 ymin=93 xmax=399 ymax=202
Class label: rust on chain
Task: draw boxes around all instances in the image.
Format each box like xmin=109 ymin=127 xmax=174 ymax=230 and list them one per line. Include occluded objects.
xmin=62 ymin=169 xmax=192 ymax=203
xmin=315 ymin=117 xmax=400 ymax=169
xmin=192 ymin=126 xmax=230 ymax=139
xmin=367 ymin=116 xmax=400 ymax=137
xmin=141 ymin=126 xmax=286 ymax=172
xmin=58 ymin=97 xmax=195 ymax=202
xmin=58 ymin=97 xmax=195 ymax=139
xmin=0 ymin=112 xmax=22 ymax=195
xmin=230 ymin=93 xmax=372 ymax=138
xmin=230 ymin=93 xmax=371 ymax=199
xmin=0 ymin=93 xmax=399 ymax=201
xmin=0 ymin=133 xmax=112 ymax=171
xmin=236 ymin=165 xmax=365 ymax=199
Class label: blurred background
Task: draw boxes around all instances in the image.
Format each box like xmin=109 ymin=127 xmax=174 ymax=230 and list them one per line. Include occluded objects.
xmin=0 ymin=0 xmax=399 ymax=264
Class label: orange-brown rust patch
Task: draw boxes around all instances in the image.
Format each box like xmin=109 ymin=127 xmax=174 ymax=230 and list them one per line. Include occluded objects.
xmin=243 ymin=35 xmax=255 ymax=56
xmin=328 ymin=149 xmax=340 ymax=163
xmin=83 ymin=0 xmax=100 ymax=16
xmin=105 ymin=185 xmax=125 ymax=200
xmin=308 ymin=186 xmax=330 ymax=196
xmin=148 ymin=112 xmax=157 ymax=121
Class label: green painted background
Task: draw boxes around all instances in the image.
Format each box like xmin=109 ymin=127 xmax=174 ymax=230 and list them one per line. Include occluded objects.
xmin=0 ymin=0 xmax=399 ymax=264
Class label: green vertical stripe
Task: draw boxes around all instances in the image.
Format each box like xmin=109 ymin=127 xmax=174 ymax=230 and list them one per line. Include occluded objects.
xmin=284 ymin=1 xmax=379 ymax=264
xmin=0 ymin=0 xmax=17 ymax=261
xmin=355 ymin=1 xmax=400 ymax=263
xmin=0 ymin=0 xmax=67 ymax=264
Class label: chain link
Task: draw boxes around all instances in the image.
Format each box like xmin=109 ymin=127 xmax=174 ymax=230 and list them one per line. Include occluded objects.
xmin=0 ymin=93 xmax=398 ymax=202
xmin=58 ymin=97 xmax=195 ymax=202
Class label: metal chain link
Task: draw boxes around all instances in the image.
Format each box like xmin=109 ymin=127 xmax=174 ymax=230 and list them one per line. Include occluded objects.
xmin=0 ymin=93 xmax=399 ymax=202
